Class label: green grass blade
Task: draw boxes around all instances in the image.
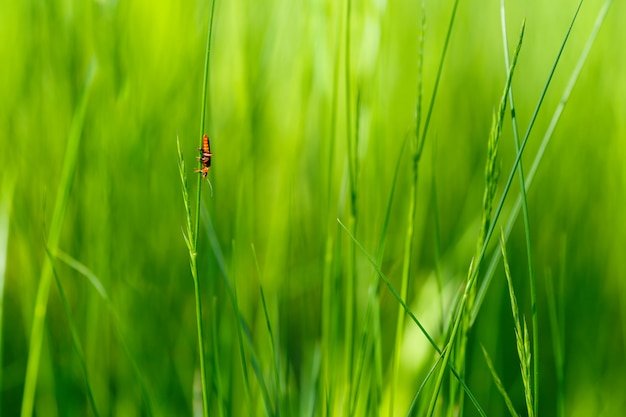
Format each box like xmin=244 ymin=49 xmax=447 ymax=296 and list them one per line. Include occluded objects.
xmin=472 ymin=0 xmax=612 ymax=325
xmin=405 ymin=345 xmax=447 ymax=417
xmin=231 ymin=242 xmax=252 ymax=415
xmin=254 ymin=245 xmax=282 ymax=417
xmin=426 ymin=20 xmax=525 ymax=417
xmin=499 ymin=2 xmax=539 ymax=413
xmin=210 ymin=297 xmax=225 ymax=417
xmin=480 ymin=345 xmax=520 ymax=417
xmin=44 ymin=244 xmax=100 ymax=417
xmin=56 ymin=252 xmax=154 ymax=416
xmin=0 ymin=177 xmax=15 ymax=413
xmin=417 ymin=0 xmax=460 ymax=157
xmin=337 ymin=219 xmax=486 ymax=417
xmin=200 ymin=207 xmax=275 ymax=416
xmin=500 ymin=229 xmax=534 ymax=417
xmin=178 ymin=136 xmax=210 ymax=417
xmin=184 ymin=0 xmax=217 ymax=413
xmin=21 ymin=58 xmax=97 ymax=417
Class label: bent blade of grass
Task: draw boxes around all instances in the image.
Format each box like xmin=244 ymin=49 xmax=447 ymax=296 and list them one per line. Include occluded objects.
xmin=337 ymin=219 xmax=486 ymax=417
xmin=471 ymin=0 xmax=610 ymax=323
xmin=480 ymin=345 xmax=520 ymax=417
xmin=44 ymin=244 xmax=100 ymax=417
xmin=21 ymin=58 xmax=97 ymax=417
xmin=426 ymin=20 xmax=525 ymax=417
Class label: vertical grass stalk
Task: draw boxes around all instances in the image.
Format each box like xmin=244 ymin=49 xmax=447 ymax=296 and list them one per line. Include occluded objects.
xmin=180 ymin=1 xmax=217 ymax=415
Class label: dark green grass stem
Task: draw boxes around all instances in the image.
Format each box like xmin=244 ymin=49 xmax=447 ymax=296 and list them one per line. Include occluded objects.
xmin=187 ymin=2 xmax=216 ymax=416
xmin=426 ymin=21 xmax=525 ymax=417
xmin=500 ymin=2 xmax=538 ymax=414
xmin=471 ymin=0 xmax=610 ymax=323
xmin=21 ymin=59 xmax=96 ymax=417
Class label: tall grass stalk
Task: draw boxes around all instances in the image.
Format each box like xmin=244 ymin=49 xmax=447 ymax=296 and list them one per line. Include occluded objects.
xmin=427 ymin=21 xmax=525 ymax=417
xmin=178 ymin=1 xmax=217 ymax=415
xmin=500 ymin=2 xmax=538 ymax=414
xmin=21 ymin=59 xmax=96 ymax=417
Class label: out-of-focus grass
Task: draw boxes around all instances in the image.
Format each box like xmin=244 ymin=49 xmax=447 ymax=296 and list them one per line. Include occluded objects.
xmin=1 ymin=0 xmax=624 ymax=415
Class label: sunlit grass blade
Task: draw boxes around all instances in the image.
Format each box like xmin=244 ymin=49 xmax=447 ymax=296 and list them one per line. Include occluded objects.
xmin=44 ymin=243 xmax=100 ymax=417
xmin=21 ymin=58 xmax=97 ymax=417
xmin=337 ymin=219 xmax=486 ymax=417
xmin=480 ymin=345 xmax=520 ymax=417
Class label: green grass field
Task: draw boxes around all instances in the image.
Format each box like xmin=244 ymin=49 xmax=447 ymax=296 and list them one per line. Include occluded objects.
xmin=2 ymin=0 xmax=625 ymax=416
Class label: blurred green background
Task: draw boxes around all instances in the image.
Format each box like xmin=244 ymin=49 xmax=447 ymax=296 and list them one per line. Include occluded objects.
xmin=1 ymin=0 xmax=624 ymax=415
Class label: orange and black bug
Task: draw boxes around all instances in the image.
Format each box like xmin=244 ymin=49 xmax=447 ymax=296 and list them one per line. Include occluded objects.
xmin=194 ymin=134 xmax=213 ymax=178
